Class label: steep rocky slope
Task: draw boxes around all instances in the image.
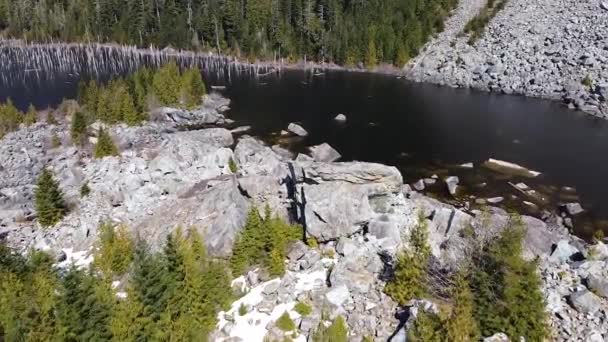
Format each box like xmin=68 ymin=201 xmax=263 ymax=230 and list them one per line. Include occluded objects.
xmin=407 ymin=0 xmax=608 ymax=118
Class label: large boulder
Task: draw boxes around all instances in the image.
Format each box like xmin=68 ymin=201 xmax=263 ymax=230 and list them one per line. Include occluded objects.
xmin=549 ymin=240 xmax=581 ymax=264
xmin=302 ymin=183 xmax=373 ymax=241
xmin=234 ymin=136 xmax=286 ymax=177
xmin=569 ymin=290 xmax=602 ymax=314
xmin=587 ymin=273 xmax=608 ymax=298
xmin=295 ymin=162 xmax=403 ymax=193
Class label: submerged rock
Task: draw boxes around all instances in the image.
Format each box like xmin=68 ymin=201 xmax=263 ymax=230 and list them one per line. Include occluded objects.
xmin=334 ymin=114 xmax=347 ymax=122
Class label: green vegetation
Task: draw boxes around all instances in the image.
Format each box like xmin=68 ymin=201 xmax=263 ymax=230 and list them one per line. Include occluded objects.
xmin=34 ymin=168 xmax=67 ymax=227
xmin=152 ymin=61 xmax=182 ymax=106
xmin=384 ymin=214 xmax=431 ymax=305
xmin=386 ymin=214 xmax=548 ymax=341
xmin=80 ymin=182 xmax=91 ymax=198
xmin=582 ymin=74 xmax=593 ymax=88
xmin=0 ymin=0 xmax=456 ymax=67
xmin=276 ymin=311 xmax=296 ymax=332
xmin=46 ymin=112 xmax=58 ymax=125
xmin=230 ymin=205 xmax=302 ymax=276
xmin=463 ymin=0 xmax=508 ymax=44
xmin=94 ymin=128 xmax=119 ymax=159
xmin=294 ymin=302 xmax=312 ymax=316
xmin=312 ymin=316 xmax=348 ymax=342
xmin=0 ymin=226 xmax=233 ymax=340
xmin=93 ymin=223 xmax=135 ymax=277
xmin=238 ymin=303 xmax=248 ymax=316
xmin=180 ymin=67 xmax=207 ymax=108
xmin=70 ymin=111 xmax=87 ymax=146
xmin=0 ymin=98 xmax=22 ymax=138
xmin=228 ymin=157 xmax=238 ymax=174
xmin=24 ymin=104 xmax=38 ymax=126
xmin=50 ymin=133 xmax=62 ymax=148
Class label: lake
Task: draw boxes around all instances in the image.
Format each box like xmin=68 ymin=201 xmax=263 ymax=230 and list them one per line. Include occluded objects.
xmin=1 ymin=61 xmax=607 ymax=238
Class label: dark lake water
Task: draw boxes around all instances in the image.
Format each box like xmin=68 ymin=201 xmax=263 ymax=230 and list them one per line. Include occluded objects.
xmin=2 ymin=68 xmax=607 ymax=238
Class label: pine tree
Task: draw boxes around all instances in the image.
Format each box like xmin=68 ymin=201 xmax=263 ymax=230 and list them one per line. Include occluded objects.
xmin=94 ymin=127 xmax=119 ymax=158
xmin=276 ymin=311 xmax=295 ymax=331
xmin=152 ymin=61 xmax=182 ymax=106
xmin=445 ymin=271 xmax=479 ymax=341
xmin=180 ymin=66 xmax=206 ymax=108
xmin=230 ymin=205 xmax=264 ymax=275
xmin=70 ymin=111 xmax=88 ymax=146
xmin=407 ymin=310 xmax=444 ymax=342
xmin=34 ymin=168 xmax=67 ymax=227
xmin=23 ymin=104 xmax=38 ymax=126
xmin=56 ymin=267 xmax=114 ymax=341
xmin=93 ymin=223 xmax=135 ymax=278
xmin=0 ymin=98 xmax=23 ymax=138
xmin=384 ymin=216 xmax=430 ymax=305
xmin=110 ymin=289 xmax=145 ymax=342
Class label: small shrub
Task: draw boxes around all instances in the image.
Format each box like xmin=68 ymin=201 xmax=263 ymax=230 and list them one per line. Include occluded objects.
xmin=51 ymin=133 xmax=62 ymax=148
xmin=47 ymin=113 xmax=58 ymax=125
xmin=306 ymin=236 xmax=319 ymax=249
xmin=294 ymin=302 xmax=312 ymax=316
xmin=24 ymin=104 xmax=37 ymax=126
xmin=276 ymin=311 xmax=295 ymax=332
xmin=228 ymin=157 xmax=238 ymax=173
xmin=593 ymin=229 xmax=605 ymax=243
xmin=582 ymin=75 xmax=593 ymax=88
xmin=238 ymin=303 xmax=248 ymax=316
xmin=80 ymin=182 xmax=91 ymax=197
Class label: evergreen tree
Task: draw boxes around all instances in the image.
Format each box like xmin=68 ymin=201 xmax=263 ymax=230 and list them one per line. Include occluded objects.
xmin=445 ymin=271 xmax=480 ymax=341
xmin=180 ymin=66 xmax=206 ymax=108
xmin=34 ymin=168 xmax=67 ymax=227
xmin=0 ymin=98 xmax=23 ymax=137
xmin=23 ymin=104 xmax=38 ymax=126
xmin=230 ymin=205 xmax=264 ymax=275
xmin=47 ymin=112 xmax=58 ymax=125
xmin=275 ymin=311 xmax=295 ymax=331
xmin=312 ymin=315 xmax=348 ymax=342
xmin=94 ymin=127 xmax=119 ymax=158
xmin=384 ymin=215 xmax=431 ymax=305
xmin=70 ymin=111 xmax=88 ymax=146
xmin=80 ymin=181 xmax=91 ymax=197
xmin=152 ymin=61 xmax=182 ymax=106
xmin=56 ymin=267 xmax=113 ymax=341
xmin=93 ymin=223 xmax=135 ymax=278
xmin=407 ymin=310 xmax=444 ymax=342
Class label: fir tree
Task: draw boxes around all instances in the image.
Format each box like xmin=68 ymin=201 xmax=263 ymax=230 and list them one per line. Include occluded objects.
xmin=94 ymin=127 xmax=119 ymax=158
xmin=70 ymin=111 xmax=87 ymax=146
xmin=34 ymin=168 xmax=67 ymax=227
xmin=276 ymin=311 xmax=295 ymax=331
xmin=445 ymin=271 xmax=479 ymax=341
xmin=407 ymin=310 xmax=444 ymax=342
xmin=23 ymin=104 xmax=38 ymax=126
xmin=384 ymin=215 xmax=430 ymax=305
xmin=152 ymin=61 xmax=182 ymax=106
xmin=180 ymin=66 xmax=206 ymax=108
xmin=312 ymin=315 xmax=348 ymax=342
xmin=0 ymin=98 xmax=23 ymax=138
xmin=93 ymin=223 xmax=135 ymax=278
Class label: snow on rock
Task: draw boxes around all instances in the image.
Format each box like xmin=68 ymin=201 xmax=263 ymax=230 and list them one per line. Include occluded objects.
xmin=217 ymin=268 xmax=329 ymax=342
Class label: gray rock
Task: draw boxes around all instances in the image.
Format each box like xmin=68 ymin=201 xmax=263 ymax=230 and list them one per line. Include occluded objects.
xmin=334 ymin=114 xmax=347 ymax=122
xmin=601 ymin=1 xmax=608 ymax=11
xmin=569 ymin=290 xmax=602 ymax=314
xmin=309 ymin=143 xmax=341 ymax=163
xmin=587 ymin=273 xmax=608 ymax=298
xmin=413 ymin=179 xmax=425 ymax=191
xmin=296 ymin=162 xmax=403 ymax=193
xmin=565 ymin=202 xmax=584 ymax=215
xmin=234 ymin=136 xmax=285 ymax=177
xmin=287 ymin=123 xmax=308 ymax=137
xmin=303 ymin=182 xmax=373 ymax=241
xmin=325 ymin=284 xmax=350 ymax=307
xmin=445 ymin=176 xmax=459 ymax=195
xmin=287 ymin=240 xmax=308 ymax=261
xmin=262 ymin=280 xmax=281 ymax=295
xmin=550 ymin=240 xmax=580 ymax=263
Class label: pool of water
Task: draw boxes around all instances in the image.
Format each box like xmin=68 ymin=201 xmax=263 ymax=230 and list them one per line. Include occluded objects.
xmin=2 ymin=66 xmax=607 ymax=238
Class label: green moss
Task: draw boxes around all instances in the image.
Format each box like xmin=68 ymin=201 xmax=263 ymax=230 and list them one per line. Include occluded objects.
xmin=294 ymin=302 xmax=312 ymax=316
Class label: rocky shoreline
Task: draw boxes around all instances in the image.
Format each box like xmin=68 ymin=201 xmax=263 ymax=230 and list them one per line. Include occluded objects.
xmin=406 ymin=0 xmax=608 ymax=118
xmin=1 ymin=93 xmax=607 ymax=341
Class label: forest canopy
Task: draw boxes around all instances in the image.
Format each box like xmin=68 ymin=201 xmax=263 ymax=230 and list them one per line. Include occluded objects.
xmin=0 ymin=0 xmax=457 ymax=66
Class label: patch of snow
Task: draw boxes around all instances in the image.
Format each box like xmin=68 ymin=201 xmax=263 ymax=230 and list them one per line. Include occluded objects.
xmin=116 ymin=291 xmax=128 ymax=299
xmin=294 ymin=269 xmax=327 ymax=293
xmin=56 ymin=248 xmax=94 ymax=269
xmin=112 ymin=280 xmax=121 ymax=289
xmin=231 ymin=275 xmax=248 ymax=293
